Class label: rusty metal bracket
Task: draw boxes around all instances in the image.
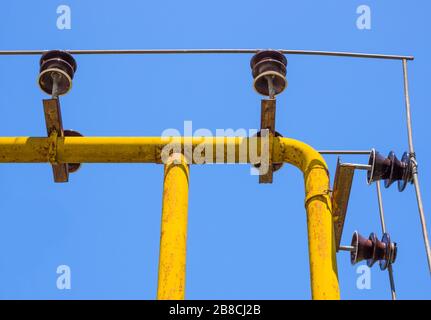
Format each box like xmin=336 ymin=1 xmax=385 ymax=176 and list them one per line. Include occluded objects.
xmin=258 ymin=99 xmax=283 ymax=184
xmin=43 ymin=98 xmax=69 ymax=182
xmin=261 ymin=99 xmax=276 ymax=133
xmin=332 ymin=159 xmax=356 ymax=252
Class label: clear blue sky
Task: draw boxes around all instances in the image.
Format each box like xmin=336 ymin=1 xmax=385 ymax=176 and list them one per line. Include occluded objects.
xmin=0 ymin=0 xmax=430 ymax=300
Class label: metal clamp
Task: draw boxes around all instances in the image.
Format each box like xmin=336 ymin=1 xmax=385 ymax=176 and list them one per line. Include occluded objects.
xmin=332 ymin=160 xmax=371 ymax=251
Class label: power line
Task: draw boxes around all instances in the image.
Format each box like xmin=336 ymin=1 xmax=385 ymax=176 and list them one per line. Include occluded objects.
xmin=0 ymin=49 xmax=414 ymax=60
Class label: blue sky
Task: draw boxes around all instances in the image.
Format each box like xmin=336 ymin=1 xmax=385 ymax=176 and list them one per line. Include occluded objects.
xmin=0 ymin=0 xmax=430 ymax=299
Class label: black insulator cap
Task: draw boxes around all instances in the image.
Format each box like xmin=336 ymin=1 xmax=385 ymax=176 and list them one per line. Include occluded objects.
xmin=351 ymin=231 xmax=374 ymax=265
xmin=398 ymin=152 xmax=413 ymax=192
xmin=385 ymin=151 xmax=406 ymax=188
xmin=250 ymin=50 xmax=287 ymax=97
xmin=38 ymin=50 xmax=77 ymax=96
xmin=350 ymin=231 xmax=397 ymax=270
xmin=367 ymin=149 xmax=392 ymax=184
xmin=368 ymin=149 xmax=413 ymax=192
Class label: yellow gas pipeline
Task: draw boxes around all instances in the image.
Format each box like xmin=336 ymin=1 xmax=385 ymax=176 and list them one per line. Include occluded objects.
xmin=0 ymin=136 xmax=340 ymax=299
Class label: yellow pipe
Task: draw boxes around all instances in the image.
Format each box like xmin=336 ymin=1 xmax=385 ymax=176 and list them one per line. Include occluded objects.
xmin=157 ymin=153 xmax=189 ymax=300
xmin=0 ymin=136 xmax=340 ymax=299
xmin=0 ymin=137 xmax=258 ymax=163
xmin=280 ymin=138 xmax=340 ymax=300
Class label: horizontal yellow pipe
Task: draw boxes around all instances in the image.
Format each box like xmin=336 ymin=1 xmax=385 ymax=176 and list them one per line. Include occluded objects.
xmin=0 ymin=136 xmax=281 ymax=163
xmin=0 ymin=136 xmax=340 ymax=299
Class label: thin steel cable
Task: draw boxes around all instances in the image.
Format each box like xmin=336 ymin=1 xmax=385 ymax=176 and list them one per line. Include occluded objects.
xmin=376 ymin=181 xmax=397 ymax=300
xmin=318 ymin=150 xmax=371 ymax=155
xmin=402 ymin=59 xmax=431 ymax=274
xmin=0 ymin=49 xmax=415 ymax=60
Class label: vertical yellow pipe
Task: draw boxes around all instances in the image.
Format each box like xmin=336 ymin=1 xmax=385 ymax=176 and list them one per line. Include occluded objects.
xmin=280 ymin=138 xmax=340 ymax=300
xmin=157 ymin=153 xmax=189 ymax=300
